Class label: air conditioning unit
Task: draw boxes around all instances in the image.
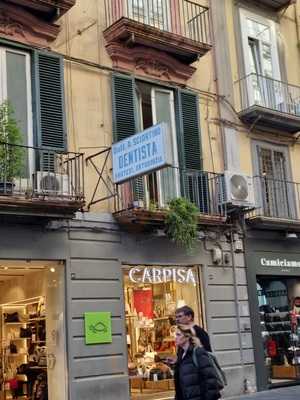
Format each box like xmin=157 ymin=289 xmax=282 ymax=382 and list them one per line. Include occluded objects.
xmin=35 ymin=171 xmax=70 ymax=197
xmin=220 ymin=171 xmax=255 ymax=208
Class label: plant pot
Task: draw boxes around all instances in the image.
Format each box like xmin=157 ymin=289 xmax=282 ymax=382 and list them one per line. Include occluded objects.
xmin=0 ymin=181 xmax=14 ymax=195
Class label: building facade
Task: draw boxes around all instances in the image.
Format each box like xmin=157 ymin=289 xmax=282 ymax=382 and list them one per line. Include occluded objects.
xmin=211 ymin=0 xmax=300 ymax=392
xmin=0 ymin=0 xmax=299 ymax=400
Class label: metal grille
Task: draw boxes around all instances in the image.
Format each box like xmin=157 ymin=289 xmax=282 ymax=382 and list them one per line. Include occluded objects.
xmin=257 ymin=147 xmax=292 ymax=219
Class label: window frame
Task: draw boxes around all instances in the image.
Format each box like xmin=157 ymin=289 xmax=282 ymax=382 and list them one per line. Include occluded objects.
xmin=252 ymin=140 xmax=296 ymax=218
xmin=240 ymin=9 xmax=281 ymax=80
xmin=0 ymin=46 xmax=34 ymax=178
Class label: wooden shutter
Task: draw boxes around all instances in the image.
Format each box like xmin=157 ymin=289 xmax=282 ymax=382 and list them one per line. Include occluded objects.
xmin=175 ymin=89 xmax=202 ymax=171
xmin=175 ymin=90 xmax=208 ymax=212
xmin=32 ymin=50 xmax=66 ymax=170
xmin=111 ymin=73 xmax=144 ymax=201
xmin=112 ymin=74 xmax=137 ymax=142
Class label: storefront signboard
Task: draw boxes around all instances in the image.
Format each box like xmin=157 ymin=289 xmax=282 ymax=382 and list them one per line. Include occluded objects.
xmin=84 ymin=311 xmax=112 ymax=345
xmin=260 ymin=257 xmax=300 ymax=268
xmin=129 ymin=267 xmax=197 ymax=285
xmin=112 ymin=122 xmax=173 ymax=184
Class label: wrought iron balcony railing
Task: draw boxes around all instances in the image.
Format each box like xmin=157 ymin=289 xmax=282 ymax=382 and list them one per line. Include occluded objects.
xmin=236 ymin=73 xmax=300 ymax=117
xmin=235 ymin=73 xmax=300 ymax=133
xmin=0 ymin=142 xmax=84 ymax=215
xmin=115 ymin=167 xmax=226 ymax=218
xmin=248 ymin=175 xmax=300 ymax=222
xmin=104 ymin=0 xmax=211 ymax=47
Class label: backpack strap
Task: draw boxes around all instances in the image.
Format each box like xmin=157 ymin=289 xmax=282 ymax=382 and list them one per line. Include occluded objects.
xmin=192 ymin=347 xmax=199 ymax=368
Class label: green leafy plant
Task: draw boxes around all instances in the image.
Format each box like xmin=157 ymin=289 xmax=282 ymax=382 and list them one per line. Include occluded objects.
xmin=0 ymin=101 xmax=24 ymax=182
xmin=165 ymin=197 xmax=198 ymax=251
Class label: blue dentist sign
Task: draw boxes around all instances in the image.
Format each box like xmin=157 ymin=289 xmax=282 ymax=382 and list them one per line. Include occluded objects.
xmin=112 ymin=122 xmax=173 ymax=184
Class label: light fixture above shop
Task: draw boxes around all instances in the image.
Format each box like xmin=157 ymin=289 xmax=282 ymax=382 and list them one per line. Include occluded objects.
xmin=285 ymin=232 xmax=298 ymax=239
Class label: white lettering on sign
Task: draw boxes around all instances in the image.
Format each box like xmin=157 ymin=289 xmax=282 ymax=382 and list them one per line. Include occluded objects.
xmin=128 ymin=267 xmax=197 ymax=285
xmin=112 ymin=123 xmax=173 ymax=184
xmin=260 ymin=258 xmax=300 ymax=268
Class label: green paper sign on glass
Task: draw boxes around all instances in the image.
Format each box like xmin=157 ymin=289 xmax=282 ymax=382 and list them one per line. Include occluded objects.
xmin=84 ymin=312 xmax=112 ymax=345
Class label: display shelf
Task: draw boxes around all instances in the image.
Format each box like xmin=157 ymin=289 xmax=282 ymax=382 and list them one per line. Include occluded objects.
xmin=4 ymin=322 xmax=27 ymax=326
xmin=266 ymin=321 xmax=291 ymax=326
xmin=28 ymin=317 xmax=46 ymax=322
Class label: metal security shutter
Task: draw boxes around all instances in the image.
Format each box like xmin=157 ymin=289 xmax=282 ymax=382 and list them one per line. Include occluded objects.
xmin=176 ymin=90 xmax=208 ymax=212
xmin=32 ymin=50 xmax=66 ymax=170
xmin=112 ymin=73 xmax=144 ymax=201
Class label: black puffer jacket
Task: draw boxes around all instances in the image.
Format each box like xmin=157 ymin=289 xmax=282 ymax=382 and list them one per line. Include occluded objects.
xmin=174 ymin=346 xmax=221 ymax=400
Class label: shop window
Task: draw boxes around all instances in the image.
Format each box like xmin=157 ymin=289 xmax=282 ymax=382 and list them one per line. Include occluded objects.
xmin=123 ymin=265 xmax=203 ymax=400
xmin=257 ymin=276 xmax=300 ymax=385
xmin=0 ymin=261 xmax=67 ymax=400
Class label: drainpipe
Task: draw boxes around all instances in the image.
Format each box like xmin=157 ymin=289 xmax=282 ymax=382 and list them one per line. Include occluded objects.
xmin=207 ymin=0 xmax=227 ymax=171
xmin=295 ymin=2 xmax=300 ymax=47
xmin=229 ymin=231 xmax=246 ymax=385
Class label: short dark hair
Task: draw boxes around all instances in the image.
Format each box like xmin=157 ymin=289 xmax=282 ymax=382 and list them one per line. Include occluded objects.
xmin=175 ymin=305 xmax=194 ymax=320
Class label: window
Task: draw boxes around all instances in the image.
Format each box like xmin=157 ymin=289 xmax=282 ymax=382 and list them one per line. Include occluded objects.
xmin=112 ymin=74 xmax=203 ymax=211
xmin=128 ymin=0 xmax=169 ymax=30
xmin=240 ymin=10 xmax=281 ymax=109
xmin=0 ymin=47 xmax=34 ymax=177
xmin=123 ymin=265 xmax=203 ymax=400
xmin=254 ymin=143 xmax=296 ymax=219
xmin=136 ymin=82 xmax=180 ymax=208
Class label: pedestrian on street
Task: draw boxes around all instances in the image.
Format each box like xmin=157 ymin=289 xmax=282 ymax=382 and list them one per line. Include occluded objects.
xmin=174 ymin=325 xmax=221 ymax=400
xmin=176 ymin=305 xmax=212 ymax=352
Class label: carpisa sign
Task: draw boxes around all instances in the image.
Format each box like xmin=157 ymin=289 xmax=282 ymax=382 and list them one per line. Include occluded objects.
xmin=112 ymin=122 xmax=173 ymax=184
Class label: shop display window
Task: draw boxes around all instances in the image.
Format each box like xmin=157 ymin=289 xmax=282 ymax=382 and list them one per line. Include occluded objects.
xmin=257 ymin=277 xmax=300 ymax=385
xmin=123 ymin=265 xmax=203 ymax=400
xmin=0 ymin=261 xmax=67 ymax=400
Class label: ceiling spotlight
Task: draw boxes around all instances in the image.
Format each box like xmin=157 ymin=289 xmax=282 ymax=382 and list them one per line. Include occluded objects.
xmin=4 ymin=266 xmax=8 ymax=270
xmin=286 ymin=232 xmax=298 ymax=239
xmin=50 ymin=267 xmax=56 ymax=273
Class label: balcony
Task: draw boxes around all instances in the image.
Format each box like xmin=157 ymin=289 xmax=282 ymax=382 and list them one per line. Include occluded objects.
xmin=247 ymin=176 xmax=300 ymax=231
xmin=103 ymin=0 xmax=212 ymax=65
xmin=235 ymin=74 xmax=300 ymax=134
xmin=0 ymin=142 xmax=84 ymax=219
xmin=113 ymin=168 xmax=226 ymax=230
xmin=248 ymin=0 xmax=294 ymax=11
xmin=6 ymin=0 xmax=76 ymax=21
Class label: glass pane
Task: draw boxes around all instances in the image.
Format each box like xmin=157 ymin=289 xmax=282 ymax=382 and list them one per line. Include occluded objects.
xmin=6 ymin=51 xmax=29 ymax=179
xmin=257 ymin=277 xmax=300 ymax=386
xmin=247 ymin=18 xmax=270 ymax=43
xmin=6 ymin=51 xmax=28 ymax=146
xmin=154 ymin=91 xmax=178 ymax=206
xmin=123 ymin=265 xmax=202 ymax=400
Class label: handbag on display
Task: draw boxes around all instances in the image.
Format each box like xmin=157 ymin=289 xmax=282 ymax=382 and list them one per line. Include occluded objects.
xmin=9 ymin=343 xmax=18 ymax=354
xmin=5 ymin=312 xmax=20 ymax=323
xmin=20 ymin=327 xmax=32 ymax=338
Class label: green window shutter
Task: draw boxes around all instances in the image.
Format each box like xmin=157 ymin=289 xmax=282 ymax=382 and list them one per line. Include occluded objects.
xmin=175 ymin=89 xmax=202 ymax=171
xmin=32 ymin=50 xmax=66 ymax=170
xmin=112 ymin=73 xmax=138 ymax=142
xmin=176 ymin=90 xmax=208 ymax=212
xmin=111 ymin=73 xmax=144 ymax=201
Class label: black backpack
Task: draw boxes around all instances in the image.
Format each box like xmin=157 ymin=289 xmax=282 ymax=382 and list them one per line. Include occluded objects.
xmin=192 ymin=348 xmax=227 ymax=390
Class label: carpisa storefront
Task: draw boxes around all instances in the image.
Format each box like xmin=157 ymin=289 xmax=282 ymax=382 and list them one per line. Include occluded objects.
xmin=246 ymin=234 xmax=300 ymax=391
xmin=0 ymin=215 xmax=255 ymax=400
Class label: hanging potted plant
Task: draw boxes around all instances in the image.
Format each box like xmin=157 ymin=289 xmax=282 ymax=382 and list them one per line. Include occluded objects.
xmin=165 ymin=197 xmax=199 ymax=251
xmin=0 ymin=101 xmax=24 ymax=194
